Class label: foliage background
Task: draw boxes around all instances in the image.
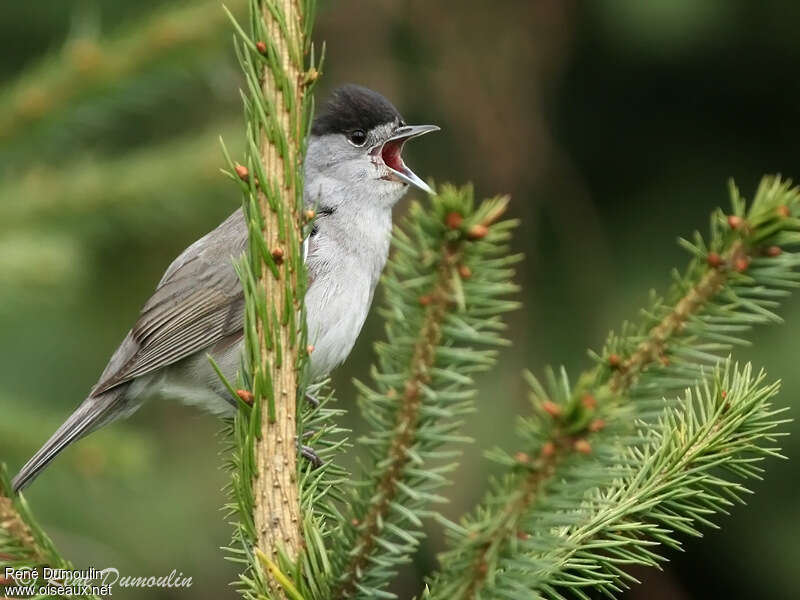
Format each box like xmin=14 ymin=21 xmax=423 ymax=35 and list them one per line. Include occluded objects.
xmin=1 ymin=1 xmax=799 ymax=598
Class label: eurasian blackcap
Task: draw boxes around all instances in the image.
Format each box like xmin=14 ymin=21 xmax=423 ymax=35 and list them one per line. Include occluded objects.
xmin=12 ymin=84 xmax=438 ymax=492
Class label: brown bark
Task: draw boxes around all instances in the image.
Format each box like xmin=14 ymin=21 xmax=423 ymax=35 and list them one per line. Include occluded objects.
xmin=252 ymin=0 xmax=305 ymax=570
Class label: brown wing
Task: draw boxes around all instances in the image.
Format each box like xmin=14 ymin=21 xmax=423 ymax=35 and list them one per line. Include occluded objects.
xmin=92 ymin=209 xmax=247 ymax=395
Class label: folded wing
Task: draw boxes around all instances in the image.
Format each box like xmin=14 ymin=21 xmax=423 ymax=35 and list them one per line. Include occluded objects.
xmin=92 ymin=209 xmax=248 ymax=395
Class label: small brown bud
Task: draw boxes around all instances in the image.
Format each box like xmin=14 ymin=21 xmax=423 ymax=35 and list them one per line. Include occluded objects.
xmin=516 ymin=530 xmax=530 ymax=540
xmin=608 ymin=353 xmax=622 ymax=368
xmin=255 ymin=40 xmax=267 ymax=55
xmin=418 ymin=294 xmax=433 ymax=306
xmin=304 ymin=209 xmax=316 ymax=221
xmin=236 ymin=389 xmax=254 ymax=405
xmin=445 ymin=212 xmax=463 ymax=229
xmin=458 ymin=264 xmax=472 ymax=279
xmin=304 ymin=68 xmax=319 ymax=83
xmin=514 ymin=451 xmax=530 ymax=464
xmin=467 ymin=224 xmax=489 ymax=240
xmin=386 ymin=387 xmax=397 ymax=398
xmin=707 ymin=252 xmax=723 ymax=268
xmin=720 ymin=390 xmax=727 ymax=399
xmin=765 ymin=245 xmax=782 ymax=257
xmin=477 ymin=562 xmax=488 ymax=575
xmin=271 ymin=247 xmax=284 ymax=264
xmin=541 ymin=400 xmax=562 ymax=418
xmin=777 ymin=205 xmax=791 ymax=218
xmin=581 ymin=394 xmax=596 ymax=410
xmin=540 ymin=441 xmax=556 ymax=458
xmin=234 ymin=164 xmax=249 ymax=181
xmin=574 ymin=439 xmax=592 ymax=454
xmin=351 ymin=518 xmax=360 ymax=527
xmin=306 ymin=344 xmax=315 ymax=355
xmin=659 ymin=354 xmax=670 ymax=366
xmin=727 ymin=215 xmax=744 ymax=229
xmin=734 ymin=256 xmax=750 ymax=272
xmin=589 ymin=419 xmax=606 ymax=433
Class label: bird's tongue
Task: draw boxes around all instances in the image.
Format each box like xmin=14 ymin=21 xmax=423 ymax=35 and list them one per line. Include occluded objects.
xmin=381 ymin=139 xmax=405 ymax=172
xmin=378 ymin=123 xmax=439 ymax=194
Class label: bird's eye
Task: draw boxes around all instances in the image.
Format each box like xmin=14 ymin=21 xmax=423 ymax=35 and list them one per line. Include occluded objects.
xmin=348 ymin=129 xmax=367 ymax=146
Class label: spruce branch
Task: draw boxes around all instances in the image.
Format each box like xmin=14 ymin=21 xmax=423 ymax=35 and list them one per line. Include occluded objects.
xmin=245 ymin=0 xmax=307 ymax=563
xmin=0 ymin=467 xmax=44 ymax=567
xmin=521 ymin=361 xmax=788 ymax=598
xmin=0 ymin=120 xmax=243 ymax=230
xmin=0 ymin=465 xmax=100 ymax=599
xmin=0 ymin=0 xmax=246 ymax=166
xmin=331 ymin=186 xmax=520 ymax=598
xmin=221 ymin=0 xmax=319 ymax=597
xmin=428 ymin=176 xmax=800 ymax=598
xmin=429 ymin=361 xmax=787 ymax=600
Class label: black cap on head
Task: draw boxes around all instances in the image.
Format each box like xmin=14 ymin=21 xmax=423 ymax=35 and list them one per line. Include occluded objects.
xmin=312 ymin=84 xmax=402 ymax=137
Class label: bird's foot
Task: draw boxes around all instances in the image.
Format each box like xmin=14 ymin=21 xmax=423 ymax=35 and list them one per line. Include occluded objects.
xmin=300 ymin=444 xmax=324 ymax=468
xmin=305 ymin=391 xmax=320 ymax=408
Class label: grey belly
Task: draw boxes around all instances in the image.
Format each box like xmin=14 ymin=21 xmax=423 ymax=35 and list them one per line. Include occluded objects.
xmin=124 ymin=267 xmax=372 ymax=416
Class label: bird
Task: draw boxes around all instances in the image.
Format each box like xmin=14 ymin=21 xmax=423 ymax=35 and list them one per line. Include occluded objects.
xmin=12 ymin=84 xmax=439 ymax=492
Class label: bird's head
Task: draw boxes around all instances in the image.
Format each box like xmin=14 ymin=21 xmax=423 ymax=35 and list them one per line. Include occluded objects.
xmin=305 ymin=84 xmax=439 ymax=210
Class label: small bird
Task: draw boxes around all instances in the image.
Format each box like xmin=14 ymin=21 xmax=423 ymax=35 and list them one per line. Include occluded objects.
xmin=12 ymin=84 xmax=438 ymax=492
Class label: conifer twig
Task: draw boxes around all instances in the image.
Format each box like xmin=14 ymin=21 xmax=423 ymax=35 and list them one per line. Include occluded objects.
xmin=0 ymin=495 xmax=40 ymax=564
xmin=249 ymin=0 xmax=307 ymax=563
xmin=608 ymin=240 xmax=746 ymax=393
xmin=331 ymin=187 xmax=520 ymax=598
xmin=0 ymin=0 xmax=246 ymax=148
xmin=430 ymin=176 xmax=800 ymax=599
xmin=336 ymin=221 xmax=463 ymax=597
xmin=0 ymin=465 xmax=100 ymax=600
xmin=454 ymin=239 xmax=751 ymax=598
xmin=221 ymin=1 xmax=319 ymax=595
xmin=0 ymin=120 xmax=243 ymax=229
xmin=524 ymin=362 xmax=788 ymax=597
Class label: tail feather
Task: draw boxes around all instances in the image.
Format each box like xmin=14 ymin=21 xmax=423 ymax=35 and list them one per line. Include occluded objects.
xmin=12 ymin=390 xmax=125 ymax=493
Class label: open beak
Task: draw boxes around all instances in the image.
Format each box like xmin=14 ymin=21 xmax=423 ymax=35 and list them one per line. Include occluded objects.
xmin=378 ymin=124 xmax=440 ymax=194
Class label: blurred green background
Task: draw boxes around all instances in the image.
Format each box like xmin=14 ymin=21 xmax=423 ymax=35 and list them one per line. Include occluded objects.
xmin=1 ymin=1 xmax=799 ymax=598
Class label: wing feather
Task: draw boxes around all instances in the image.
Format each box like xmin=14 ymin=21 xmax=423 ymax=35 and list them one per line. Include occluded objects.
xmin=92 ymin=209 xmax=248 ymax=395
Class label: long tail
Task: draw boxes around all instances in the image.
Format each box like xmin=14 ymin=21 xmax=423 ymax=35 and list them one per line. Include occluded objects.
xmin=12 ymin=388 xmax=127 ymax=493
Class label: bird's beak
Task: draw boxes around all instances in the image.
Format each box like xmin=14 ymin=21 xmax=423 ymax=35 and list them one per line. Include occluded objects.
xmin=378 ymin=124 xmax=440 ymax=194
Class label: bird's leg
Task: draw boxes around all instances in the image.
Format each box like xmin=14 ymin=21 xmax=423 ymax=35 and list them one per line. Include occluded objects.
xmin=296 ymin=429 xmax=322 ymax=467
xmin=304 ymin=391 xmax=320 ymax=408
xmin=300 ymin=445 xmax=323 ymax=468
xmin=299 ymin=382 xmax=325 ymax=466
xmin=304 ymin=380 xmax=325 ymax=408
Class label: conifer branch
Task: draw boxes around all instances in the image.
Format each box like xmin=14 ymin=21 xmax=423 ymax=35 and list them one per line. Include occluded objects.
xmin=3 ymin=0 xmax=795 ymax=594
xmin=221 ymin=0 xmax=319 ymax=597
xmin=248 ymin=0 xmax=307 ymax=564
xmin=331 ymin=186 xmax=520 ymax=598
xmin=523 ymin=362 xmax=788 ymax=597
xmin=607 ymin=239 xmax=746 ymax=393
xmin=429 ymin=176 xmax=800 ymax=598
xmin=0 ymin=465 xmax=100 ymax=599
xmin=0 ymin=471 xmax=43 ymax=566
xmin=0 ymin=0 xmax=246 ymax=160
xmin=335 ymin=217 xmax=460 ymax=599
xmin=0 ymin=120 xmax=243 ymax=229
